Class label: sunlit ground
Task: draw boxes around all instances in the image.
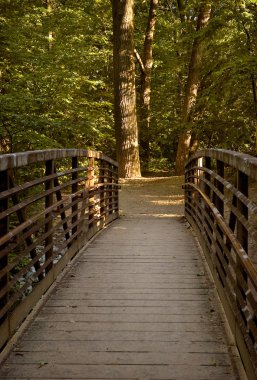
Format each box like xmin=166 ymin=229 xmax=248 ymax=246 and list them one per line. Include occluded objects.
xmin=119 ymin=175 xmax=184 ymax=218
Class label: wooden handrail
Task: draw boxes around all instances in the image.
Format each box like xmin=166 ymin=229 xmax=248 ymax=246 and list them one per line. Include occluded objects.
xmin=0 ymin=149 xmax=119 ymax=350
xmin=185 ymin=149 xmax=257 ymax=380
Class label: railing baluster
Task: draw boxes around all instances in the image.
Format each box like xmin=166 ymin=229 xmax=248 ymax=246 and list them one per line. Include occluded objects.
xmin=204 ymin=157 xmax=211 ymax=198
xmin=215 ymin=160 xmax=224 ymax=216
xmin=237 ymin=170 xmax=248 ymax=252
xmin=72 ymin=157 xmax=78 ymax=239
xmin=45 ymin=159 xmax=54 ymax=274
xmin=99 ymin=160 xmax=106 ymax=226
xmin=87 ymin=158 xmax=95 ymax=237
xmin=108 ymin=162 xmax=113 ymax=218
xmin=236 ymin=170 xmax=249 ymax=310
xmin=53 ymin=165 xmax=71 ymax=247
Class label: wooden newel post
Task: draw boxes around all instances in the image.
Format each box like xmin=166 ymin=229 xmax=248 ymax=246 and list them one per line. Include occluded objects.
xmin=236 ymin=170 xmax=248 ymax=307
xmin=45 ymin=159 xmax=54 ymax=274
xmin=114 ymin=164 xmax=119 ymax=217
xmin=0 ymin=170 xmax=9 ymax=322
xmin=214 ymin=160 xmax=224 ymax=216
xmin=237 ymin=170 xmax=248 ymax=253
xmin=87 ymin=158 xmax=95 ymax=237
xmin=204 ymin=157 xmax=211 ymax=199
xmin=99 ymin=160 xmax=106 ymax=226
xmin=108 ymin=163 xmax=113 ymax=218
xmin=72 ymin=157 xmax=78 ymax=239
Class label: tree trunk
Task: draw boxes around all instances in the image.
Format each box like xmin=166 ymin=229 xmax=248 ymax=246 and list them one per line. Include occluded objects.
xmin=139 ymin=0 xmax=159 ymax=169
xmin=112 ymin=0 xmax=141 ymax=178
xmin=174 ymin=1 xmax=211 ymax=175
xmin=242 ymin=22 xmax=257 ymax=153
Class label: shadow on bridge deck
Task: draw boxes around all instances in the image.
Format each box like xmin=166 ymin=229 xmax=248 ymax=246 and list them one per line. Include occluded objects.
xmin=0 ymin=176 xmax=246 ymax=379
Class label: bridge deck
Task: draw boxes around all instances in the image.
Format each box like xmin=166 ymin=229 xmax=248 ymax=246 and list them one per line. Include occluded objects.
xmin=0 ymin=177 xmax=243 ymax=379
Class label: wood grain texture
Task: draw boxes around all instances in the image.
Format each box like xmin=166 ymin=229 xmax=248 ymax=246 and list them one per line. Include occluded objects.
xmin=0 ymin=213 xmax=242 ymax=379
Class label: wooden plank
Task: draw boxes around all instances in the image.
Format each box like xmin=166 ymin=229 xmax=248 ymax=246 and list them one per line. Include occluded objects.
xmin=0 ymin=213 xmax=241 ymax=379
xmin=14 ymin=339 xmax=230 ymax=354
xmin=0 ymin=363 xmax=237 ymax=379
xmin=7 ymin=351 xmax=234 ymax=366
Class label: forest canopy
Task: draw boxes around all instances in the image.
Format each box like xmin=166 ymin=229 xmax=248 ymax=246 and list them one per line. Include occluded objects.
xmin=0 ymin=0 xmax=257 ymax=173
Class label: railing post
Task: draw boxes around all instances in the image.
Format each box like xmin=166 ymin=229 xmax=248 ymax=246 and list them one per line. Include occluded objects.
xmin=204 ymin=157 xmax=211 ymax=198
xmin=114 ymin=164 xmax=119 ymax=217
xmin=108 ymin=163 xmax=114 ymax=219
xmin=87 ymin=158 xmax=95 ymax=237
xmin=235 ymin=170 xmax=249 ymax=333
xmin=53 ymin=165 xmax=71 ymax=246
xmin=72 ymin=157 xmax=78 ymax=239
xmin=45 ymin=159 xmax=54 ymax=274
xmin=215 ymin=160 xmax=224 ymax=216
xmin=0 ymin=170 xmax=9 ymax=322
xmin=237 ymin=170 xmax=248 ymax=252
xmin=99 ymin=160 xmax=106 ymax=227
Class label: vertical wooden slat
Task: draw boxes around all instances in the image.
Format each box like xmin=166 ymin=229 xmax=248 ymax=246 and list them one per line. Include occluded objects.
xmin=54 ymin=169 xmax=71 ymax=247
xmin=237 ymin=170 xmax=248 ymax=252
xmin=204 ymin=157 xmax=211 ymax=199
xmin=45 ymin=159 xmax=54 ymax=273
xmin=99 ymin=160 xmax=106 ymax=224
xmin=214 ymin=160 xmax=226 ymax=284
xmin=0 ymin=170 xmax=9 ymax=323
xmin=203 ymin=157 xmax=212 ymax=246
xmin=114 ymin=164 xmax=119 ymax=215
xmin=215 ymin=160 xmax=224 ymax=216
xmin=87 ymin=158 xmax=95 ymax=235
xmin=108 ymin=163 xmax=113 ymax=217
xmin=71 ymin=157 xmax=78 ymax=238
xmin=235 ymin=170 xmax=249 ymax=331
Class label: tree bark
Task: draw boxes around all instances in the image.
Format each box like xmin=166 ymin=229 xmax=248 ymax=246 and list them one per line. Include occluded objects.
xmin=242 ymin=22 xmax=257 ymax=153
xmin=174 ymin=1 xmax=211 ymax=175
xmin=139 ymin=0 xmax=159 ymax=169
xmin=112 ymin=0 xmax=141 ymax=178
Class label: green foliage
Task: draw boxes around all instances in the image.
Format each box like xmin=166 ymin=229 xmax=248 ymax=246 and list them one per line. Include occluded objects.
xmin=0 ymin=0 xmax=257 ymax=169
xmin=138 ymin=0 xmax=257 ymax=166
xmin=0 ymin=0 xmax=115 ymax=156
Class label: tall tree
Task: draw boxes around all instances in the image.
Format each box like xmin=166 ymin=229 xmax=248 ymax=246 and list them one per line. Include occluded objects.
xmin=112 ymin=0 xmax=141 ymax=178
xmin=174 ymin=1 xmax=212 ymax=175
xmin=135 ymin=0 xmax=159 ymax=169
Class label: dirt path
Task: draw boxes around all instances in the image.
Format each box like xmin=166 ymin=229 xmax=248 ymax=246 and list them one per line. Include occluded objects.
xmin=119 ymin=176 xmax=184 ymax=217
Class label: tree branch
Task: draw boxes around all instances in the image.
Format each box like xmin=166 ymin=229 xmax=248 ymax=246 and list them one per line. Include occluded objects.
xmin=134 ymin=48 xmax=146 ymax=74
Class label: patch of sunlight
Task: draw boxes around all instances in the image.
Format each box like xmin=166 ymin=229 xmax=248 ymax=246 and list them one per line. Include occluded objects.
xmin=132 ymin=213 xmax=183 ymax=218
xmin=143 ymin=195 xmax=184 ymax=199
xmin=149 ymin=199 xmax=184 ymax=206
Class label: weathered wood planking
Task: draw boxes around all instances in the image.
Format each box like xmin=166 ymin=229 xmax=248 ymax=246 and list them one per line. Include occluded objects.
xmin=0 ymin=216 xmax=242 ymax=379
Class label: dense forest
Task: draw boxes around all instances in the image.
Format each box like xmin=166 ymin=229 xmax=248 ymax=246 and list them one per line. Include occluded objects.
xmin=0 ymin=0 xmax=257 ymax=177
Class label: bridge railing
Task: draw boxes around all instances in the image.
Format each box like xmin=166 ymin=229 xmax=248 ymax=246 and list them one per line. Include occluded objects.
xmin=0 ymin=149 xmax=119 ymax=350
xmin=185 ymin=149 xmax=257 ymax=379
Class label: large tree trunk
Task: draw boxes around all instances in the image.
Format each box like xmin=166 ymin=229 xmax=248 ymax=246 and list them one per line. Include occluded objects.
xmin=174 ymin=1 xmax=211 ymax=175
xmin=139 ymin=0 xmax=159 ymax=169
xmin=112 ymin=0 xmax=141 ymax=178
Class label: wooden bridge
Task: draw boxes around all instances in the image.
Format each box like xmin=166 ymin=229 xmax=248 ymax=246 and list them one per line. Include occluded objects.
xmin=0 ymin=149 xmax=257 ymax=379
